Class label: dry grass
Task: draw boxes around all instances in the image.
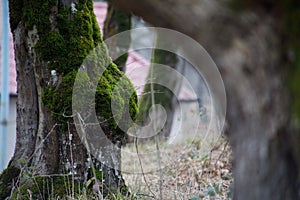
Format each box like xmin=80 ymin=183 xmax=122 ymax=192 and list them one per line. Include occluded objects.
xmin=122 ymin=136 xmax=233 ymax=200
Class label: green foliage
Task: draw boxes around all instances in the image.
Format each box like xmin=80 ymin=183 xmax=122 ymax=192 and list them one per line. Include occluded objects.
xmin=0 ymin=166 xmax=21 ymax=199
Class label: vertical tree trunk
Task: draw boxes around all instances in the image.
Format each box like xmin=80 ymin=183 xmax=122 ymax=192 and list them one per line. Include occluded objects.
xmin=137 ymin=47 xmax=182 ymax=141
xmin=111 ymin=0 xmax=300 ymax=199
xmin=0 ymin=0 xmax=137 ymax=198
xmin=103 ymin=0 xmax=131 ymax=72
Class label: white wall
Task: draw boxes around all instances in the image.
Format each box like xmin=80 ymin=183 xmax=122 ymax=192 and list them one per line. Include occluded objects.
xmin=5 ymin=96 xmax=16 ymax=166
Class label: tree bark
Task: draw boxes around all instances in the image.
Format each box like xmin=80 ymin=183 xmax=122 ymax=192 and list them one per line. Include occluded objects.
xmin=111 ymin=0 xmax=299 ymax=199
xmin=0 ymin=0 xmax=137 ymax=198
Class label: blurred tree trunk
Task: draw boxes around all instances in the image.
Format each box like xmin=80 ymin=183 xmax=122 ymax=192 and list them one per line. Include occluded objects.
xmin=103 ymin=0 xmax=131 ymax=72
xmin=137 ymin=47 xmax=182 ymax=141
xmin=0 ymin=0 xmax=137 ymax=199
xmin=112 ymin=0 xmax=300 ymax=199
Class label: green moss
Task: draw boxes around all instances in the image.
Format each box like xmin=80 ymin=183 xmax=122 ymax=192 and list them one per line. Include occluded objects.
xmin=4 ymin=172 xmax=130 ymax=199
xmin=11 ymin=0 xmax=101 ymax=75
xmin=42 ymin=71 xmax=82 ymax=125
xmin=35 ymin=31 xmax=68 ymax=71
xmin=94 ymin=63 xmax=138 ymax=142
xmin=17 ymin=0 xmax=138 ymax=138
xmin=42 ymin=62 xmax=138 ymax=141
xmin=9 ymin=0 xmax=136 ymax=198
xmin=0 ymin=166 xmax=21 ymax=199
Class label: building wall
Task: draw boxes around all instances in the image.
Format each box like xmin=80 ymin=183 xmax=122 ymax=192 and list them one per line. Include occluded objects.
xmin=5 ymin=96 xmax=16 ymax=166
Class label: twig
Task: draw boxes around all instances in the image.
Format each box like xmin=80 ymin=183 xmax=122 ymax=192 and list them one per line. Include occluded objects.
xmin=134 ymin=137 xmax=157 ymax=198
xmin=214 ymin=140 xmax=229 ymax=167
xmin=150 ymin=36 xmax=163 ymax=200
xmin=136 ymin=193 xmax=156 ymax=199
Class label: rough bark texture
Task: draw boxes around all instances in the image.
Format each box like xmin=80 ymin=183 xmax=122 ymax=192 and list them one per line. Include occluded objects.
xmin=11 ymin=24 xmax=41 ymax=169
xmin=0 ymin=0 xmax=137 ymax=198
xmin=111 ymin=0 xmax=299 ymax=199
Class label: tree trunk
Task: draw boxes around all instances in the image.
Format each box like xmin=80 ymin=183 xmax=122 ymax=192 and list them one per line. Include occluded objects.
xmin=103 ymin=0 xmax=131 ymax=72
xmin=137 ymin=47 xmax=182 ymax=141
xmin=0 ymin=0 xmax=137 ymax=199
xmin=111 ymin=0 xmax=300 ymax=199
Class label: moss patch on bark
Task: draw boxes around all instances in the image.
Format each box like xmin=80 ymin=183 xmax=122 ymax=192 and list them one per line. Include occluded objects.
xmin=7 ymin=0 xmax=137 ymax=198
xmin=10 ymin=0 xmax=138 ymax=137
xmin=0 ymin=166 xmax=21 ymax=199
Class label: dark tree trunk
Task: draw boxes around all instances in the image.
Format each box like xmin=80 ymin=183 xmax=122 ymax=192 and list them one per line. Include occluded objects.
xmin=0 ymin=0 xmax=137 ymax=199
xmin=111 ymin=0 xmax=300 ymax=199
xmin=103 ymin=0 xmax=131 ymax=72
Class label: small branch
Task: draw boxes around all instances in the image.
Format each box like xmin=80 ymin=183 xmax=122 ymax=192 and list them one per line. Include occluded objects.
xmin=134 ymin=138 xmax=157 ymax=198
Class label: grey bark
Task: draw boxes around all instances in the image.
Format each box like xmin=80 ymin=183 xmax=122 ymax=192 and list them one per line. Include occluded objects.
xmin=111 ymin=0 xmax=299 ymax=199
xmin=8 ymin=22 xmax=60 ymax=174
xmin=7 ymin=0 xmax=128 ymax=197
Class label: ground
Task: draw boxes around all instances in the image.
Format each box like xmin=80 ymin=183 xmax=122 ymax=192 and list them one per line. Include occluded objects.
xmin=1 ymin=125 xmax=232 ymax=200
xmin=122 ymin=136 xmax=233 ymax=200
